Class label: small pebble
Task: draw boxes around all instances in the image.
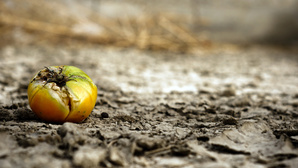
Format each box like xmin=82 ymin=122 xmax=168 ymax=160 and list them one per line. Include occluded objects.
xmin=101 ymin=112 xmax=109 ymax=118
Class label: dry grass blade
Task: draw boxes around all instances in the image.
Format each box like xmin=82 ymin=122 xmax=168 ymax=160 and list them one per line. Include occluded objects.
xmin=159 ymin=16 xmax=199 ymax=44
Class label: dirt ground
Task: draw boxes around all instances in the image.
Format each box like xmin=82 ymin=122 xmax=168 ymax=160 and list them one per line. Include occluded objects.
xmin=0 ymin=44 xmax=298 ymax=168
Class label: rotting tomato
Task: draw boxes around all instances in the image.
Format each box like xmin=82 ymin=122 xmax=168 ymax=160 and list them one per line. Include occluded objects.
xmin=27 ymin=65 xmax=97 ymax=123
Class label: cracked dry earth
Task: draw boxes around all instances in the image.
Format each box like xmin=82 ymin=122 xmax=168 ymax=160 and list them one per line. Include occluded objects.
xmin=0 ymin=45 xmax=298 ymax=168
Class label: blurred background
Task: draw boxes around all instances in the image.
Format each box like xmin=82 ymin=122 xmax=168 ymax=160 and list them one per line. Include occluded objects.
xmin=0 ymin=0 xmax=297 ymax=52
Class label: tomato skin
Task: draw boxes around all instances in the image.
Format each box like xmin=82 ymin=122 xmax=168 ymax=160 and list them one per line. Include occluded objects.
xmin=27 ymin=66 xmax=97 ymax=123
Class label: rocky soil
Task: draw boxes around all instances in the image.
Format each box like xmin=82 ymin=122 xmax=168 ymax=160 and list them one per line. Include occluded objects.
xmin=0 ymin=44 xmax=298 ymax=168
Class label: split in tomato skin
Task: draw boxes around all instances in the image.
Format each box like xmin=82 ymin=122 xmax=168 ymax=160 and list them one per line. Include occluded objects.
xmin=27 ymin=65 xmax=97 ymax=123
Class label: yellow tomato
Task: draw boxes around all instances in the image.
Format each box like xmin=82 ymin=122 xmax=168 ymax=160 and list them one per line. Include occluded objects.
xmin=27 ymin=66 xmax=97 ymax=123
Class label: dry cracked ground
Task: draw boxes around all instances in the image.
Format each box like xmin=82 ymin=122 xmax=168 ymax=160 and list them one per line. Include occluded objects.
xmin=0 ymin=45 xmax=298 ymax=168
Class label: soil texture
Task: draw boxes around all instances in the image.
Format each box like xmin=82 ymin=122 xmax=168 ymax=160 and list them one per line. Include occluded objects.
xmin=0 ymin=45 xmax=298 ymax=168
